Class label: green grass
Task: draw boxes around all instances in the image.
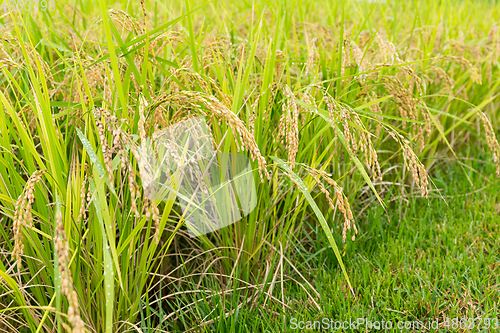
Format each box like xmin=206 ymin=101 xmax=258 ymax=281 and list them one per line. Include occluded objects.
xmin=292 ymin=156 xmax=500 ymax=331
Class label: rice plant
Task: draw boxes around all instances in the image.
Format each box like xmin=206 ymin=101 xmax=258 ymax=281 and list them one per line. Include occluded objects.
xmin=0 ymin=0 xmax=499 ymax=331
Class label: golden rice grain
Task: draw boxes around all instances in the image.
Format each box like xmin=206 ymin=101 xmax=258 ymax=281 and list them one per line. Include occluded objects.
xmin=302 ymin=90 xmax=318 ymax=115
xmin=431 ymin=66 xmax=455 ymax=94
xmin=249 ymin=94 xmax=260 ymax=137
xmin=103 ymin=76 xmax=112 ymax=108
xmin=310 ymin=169 xmax=357 ymax=243
xmin=388 ymin=130 xmax=429 ymax=198
xmin=350 ymin=40 xmax=366 ymax=73
xmin=109 ymin=9 xmax=143 ymax=34
xmin=76 ymin=176 xmax=88 ymax=225
xmin=478 ymin=112 xmax=500 ymax=177
xmin=433 ymin=55 xmax=482 ymax=85
xmin=382 ymin=76 xmax=431 ymax=151
xmin=164 ymin=91 xmax=270 ymax=181
xmin=278 ymin=86 xmax=300 ymax=169
xmin=368 ymin=91 xmax=383 ymax=138
xmin=305 ymin=37 xmax=318 ymax=75
xmin=374 ymin=33 xmax=400 ymax=64
xmin=11 ymin=170 xmax=45 ymax=270
xmin=325 ymin=95 xmax=381 ymax=180
xmin=94 ymin=108 xmax=114 ymax=185
xmin=0 ymin=34 xmax=53 ymax=84
xmin=54 ymin=210 xmax=86 ymax=333
xmin=341 ymin=39 xmax=350 ymax=76
xmin=275 ymin=50 xmax=286 ymax=80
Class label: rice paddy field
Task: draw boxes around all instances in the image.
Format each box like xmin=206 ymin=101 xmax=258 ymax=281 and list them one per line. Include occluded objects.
xmin=0 ymin=0 xmax=500 ymax=332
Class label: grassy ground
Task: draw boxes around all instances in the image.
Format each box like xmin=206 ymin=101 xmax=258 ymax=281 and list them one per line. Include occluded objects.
xmin=1 ymin=0 xmax=500 ymax=332
xmin=289 ymin=156 xmax=500 ymax=332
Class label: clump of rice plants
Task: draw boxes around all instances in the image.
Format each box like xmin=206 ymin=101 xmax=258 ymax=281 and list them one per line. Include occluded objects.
xmin=0 ymin=0 xmax=499 ymax=331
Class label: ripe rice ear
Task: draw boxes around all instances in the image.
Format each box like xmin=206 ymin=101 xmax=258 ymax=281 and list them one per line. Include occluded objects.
xmin=324 ymin=94 xmax=381 ymax=180
xmin=305 ymin=37 xmax=318 ymax=75
xmin=309 ymin=168 xmax=357 ymax=243
xmin=478 ymin=112 xmax=500 ymax=177
xmin=11 ymin=170 xmax=45 ymax=270
xmin=76 ymin=176 xmax=88 ymax=224
xmin=278 ymin=86 xmax=299 ymax=170
xmin=54 ymin=210 xmax=86 ymax=333
xmin=388 ymin=130 xmax=430 ymax=198
xmin=94 ymin=108 xmax=114 ymax=185
xmin=165 ymin=91 xmax=271 ymax=181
